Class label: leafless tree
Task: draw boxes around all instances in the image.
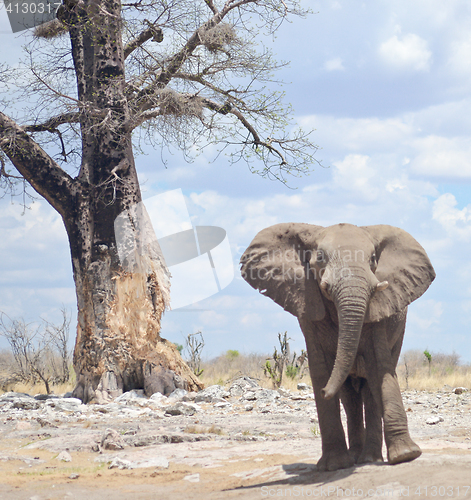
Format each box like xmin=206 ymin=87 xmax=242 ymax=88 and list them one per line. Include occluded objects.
xmin=0 ymin=309 xmax=71 ymax=394
xmin=0 ymin=0 xmax=318 ymax=402
xmin=185 ymin=331 xmax=205 ymax=378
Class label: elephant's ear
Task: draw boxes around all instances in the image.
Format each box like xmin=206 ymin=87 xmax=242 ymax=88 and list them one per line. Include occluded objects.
xmin=240 ymin=223 xmax=326 ymax=322
xmin=362 ymin=225 xmax=436 ymax=323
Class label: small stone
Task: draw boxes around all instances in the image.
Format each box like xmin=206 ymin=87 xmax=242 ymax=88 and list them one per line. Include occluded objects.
xmin=57 ymin=451 xmax=72 ymax=462
xmin=195 ymin=385 xmax=230 ymax=403
xmin=425 ymin=416 xmax=444 ymax=425
xmin=214 ymin=401 xmax=231 ymax=409
xmin=167 ymin=388 xmax=188 ymax=400
xmin=69 ymin=473 xmax=79 ymax=479
xmin=101 ymin=428 xmax=126 ymax=450
xmin=184 ymin=473 xmax=200 ymax=483
xmin=34 ymin=394 xmax=60 ymax=401
xmin=243 ymin=391 xmax=257 ymax=401
xmin=290 ymin=394 xmax=307 ymax=401
xmin=244 ymin=404 xmax=254 ymax=411
xmin=12 ymin=400 xmax=40 ymax=411
xmin=37 ymin=417 xmax=58 ymax=428
xmin=297 ymin=383 xmax=311 ymax=391
xmin=165 ymin=402 xmax=197 ymax=416
xmin=115 ymin=390 xmax=146 ymax=403
xmin=150 ymin=393 xmax=168 ymax=404
xmin=109 ymin=458 xmax=132 ymax=469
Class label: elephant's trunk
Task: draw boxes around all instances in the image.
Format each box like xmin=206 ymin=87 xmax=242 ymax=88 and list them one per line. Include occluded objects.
xmin=321 ymin=273 xmax=371 ymax=400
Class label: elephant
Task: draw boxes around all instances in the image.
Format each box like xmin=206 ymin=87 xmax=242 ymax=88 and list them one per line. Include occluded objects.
xmin=240 ymin=223 xmax=435 ymax=471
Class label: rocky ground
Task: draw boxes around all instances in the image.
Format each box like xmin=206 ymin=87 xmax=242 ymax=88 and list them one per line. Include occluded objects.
xmin=0 ymin=377 xmax=471 ymax=499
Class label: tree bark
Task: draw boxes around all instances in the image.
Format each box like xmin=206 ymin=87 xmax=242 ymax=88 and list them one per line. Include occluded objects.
xmin=60 ymin=0 xmax=202 ymax=402
xmin=1 ymin=0 xmax=204 ymax=403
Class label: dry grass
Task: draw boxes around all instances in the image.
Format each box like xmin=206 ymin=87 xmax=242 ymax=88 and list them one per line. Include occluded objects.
xmin=397 ymin=349 xmax=471 ymax=391
xmin=184 ymin=424 xmax=224 ymax=435
xmin=2 ymin=348 xmax=470 ymax=397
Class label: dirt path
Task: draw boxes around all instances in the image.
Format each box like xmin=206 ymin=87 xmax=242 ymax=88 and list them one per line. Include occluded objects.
xmin=1 ymin=387 xmax=470 ymax=499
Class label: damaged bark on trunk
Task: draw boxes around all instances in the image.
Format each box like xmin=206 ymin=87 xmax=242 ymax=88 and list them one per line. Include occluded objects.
xmin=1 ymin=0 xmax=315 ymax=402
xmin=61 ymin=0 xmax=202 ymax=402
xmin=0 ymin=0 xmax=203 ymax=403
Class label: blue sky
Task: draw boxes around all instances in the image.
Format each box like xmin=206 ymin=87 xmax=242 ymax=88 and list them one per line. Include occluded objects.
xmin=1 ymin=1 xmax=471 ymax=363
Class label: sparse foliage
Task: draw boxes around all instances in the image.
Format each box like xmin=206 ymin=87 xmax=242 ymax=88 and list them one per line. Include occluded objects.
xmin=226 ymin=350 xmax=240 ymax=361
xmin=424 ymin=349 xmax=432 ymax=376
xmin=173 ymin=343 xmax=184 ymax=354
xmin=264 ymin=331 xmax=290 ymax=388
xmin=285 ymin=349 xmax=308 ymax=380
xmin=264 ymin=332 xmax=308 ymax=387
xmin=0 ymin=309 xmax=71 ymax=394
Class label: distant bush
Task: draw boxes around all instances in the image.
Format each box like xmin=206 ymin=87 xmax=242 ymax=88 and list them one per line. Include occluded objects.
xmin=398 ymin=349 xmax=470 ymax=391
xmin=226 ymin=350 xmax=240 ymax=361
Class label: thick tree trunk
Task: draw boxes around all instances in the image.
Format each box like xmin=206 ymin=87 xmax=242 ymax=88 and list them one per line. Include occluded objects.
xmin=64 ymin=147 xmax=202 ymax=403
xmin=1 ymin=0 xmax=205 ymax=403
xmin=56 ymin=0 xmax=203 ymax=402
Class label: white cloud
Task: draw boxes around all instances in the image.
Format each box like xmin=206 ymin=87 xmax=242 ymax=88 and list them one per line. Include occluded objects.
xmin=324 ymin=57 xmax=345 ymax=71
xmin=407 ymin=299 xmax=443 ymax=331
xmin=332 ymin=155 xmax=379 ymax=201
xmin=379 ymin=33 xmax=432 ymax=71
xmin=448 ymin=34 xmax=471 ymax=74
xmin=432 ymin=193 xmax=471 ymax=240
xmin=411 ymin=136 xmax=471 ymax=178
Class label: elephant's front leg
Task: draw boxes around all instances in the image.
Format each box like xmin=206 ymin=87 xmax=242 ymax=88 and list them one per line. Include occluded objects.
xmin=359 ymin=380 xmax=384 ymax=464
xmin=370 ymin=318 xmax=421 ymax=465
xmin=303 ymin=323 xmax=354 ymax=472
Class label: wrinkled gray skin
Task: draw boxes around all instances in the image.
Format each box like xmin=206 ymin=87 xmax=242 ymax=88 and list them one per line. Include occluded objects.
xmin=241 ymin=223 xmax=435 ymax=472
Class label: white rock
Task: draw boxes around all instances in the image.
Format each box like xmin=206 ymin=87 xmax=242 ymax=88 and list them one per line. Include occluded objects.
xmin=56 ymin=451 xmax=72 ymax=462
xmin=425 ymin=416 xmax=444 ymax=425
xmin=297 ymin=383 xmax=311 ymax=391
xmin=214 ymin=401 xmax=231 ymax=409
xmin=109 ymin=457 xmax=132 ymax=469
xmin=115 ymin=390 xmax=146 ymax=402
xmin=150 ymin=393 xmax=168 ymax=404
xmin=167 ymin=388 xmax=188 ymax=400
xmin=195 ymin=385 xmax=230 ymax=403
xmin=184 ymin=473 xmax=200 ymax=483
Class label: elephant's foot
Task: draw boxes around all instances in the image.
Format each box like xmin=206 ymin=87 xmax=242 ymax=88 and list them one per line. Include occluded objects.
xmin=348 ymin=444 xmax=363 ymax=463
xmin=357 ymin=448 xmax=384 ymax=465
xmin=387 ymin=437 xmax=421 ymax=465
xmin=317 ymin=449 xmax=355 ymax=472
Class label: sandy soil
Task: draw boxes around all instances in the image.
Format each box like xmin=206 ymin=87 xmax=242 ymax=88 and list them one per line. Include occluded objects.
xmin=1 ymin=389 xmax=470 ymax=500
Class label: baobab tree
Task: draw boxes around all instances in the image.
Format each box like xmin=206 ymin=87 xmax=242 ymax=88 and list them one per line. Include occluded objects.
xmin=0 ymin=0 xmax=317 ymax=402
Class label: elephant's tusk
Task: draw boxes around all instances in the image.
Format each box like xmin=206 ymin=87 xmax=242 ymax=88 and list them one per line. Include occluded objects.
xmin=376 ymin=281 xmax=389 ymax=291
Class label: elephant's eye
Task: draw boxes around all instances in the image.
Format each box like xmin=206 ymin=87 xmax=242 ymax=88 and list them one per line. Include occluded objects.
xmin=316 ymin=250 xmax=327 ymax=264
xmin=370 ymin=254 xmax=377 ymax=270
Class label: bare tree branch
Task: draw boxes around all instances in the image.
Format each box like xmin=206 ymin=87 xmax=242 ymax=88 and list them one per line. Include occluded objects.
xmin=0 ymin=111 xmax=74 ymax=217
xmin=23 ymin=112 xmax=80 ymax=133
xmin=124 ymin=21 xmax=163 ymax=59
